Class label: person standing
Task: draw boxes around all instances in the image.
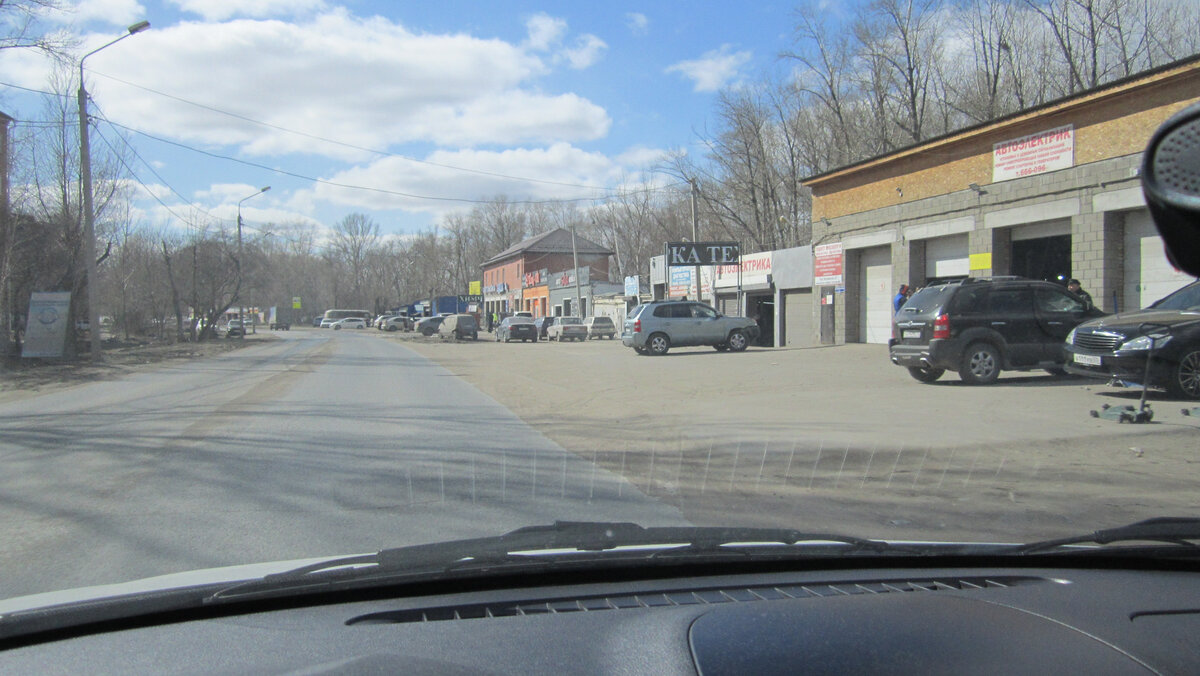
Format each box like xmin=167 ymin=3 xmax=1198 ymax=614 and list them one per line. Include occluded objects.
xmin=1067 ymin=279 xmax=1093 ymax=306
xmin=893 ymin=284 xmax=910 ymax=313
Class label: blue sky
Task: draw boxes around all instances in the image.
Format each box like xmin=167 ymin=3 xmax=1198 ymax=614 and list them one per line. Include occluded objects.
xmin=0 ymin=1 xmax=837 ymax=237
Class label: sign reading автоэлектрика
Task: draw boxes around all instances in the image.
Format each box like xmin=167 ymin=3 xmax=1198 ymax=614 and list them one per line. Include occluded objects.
xmin=993 ymin=124 xmax=1074 ymax=182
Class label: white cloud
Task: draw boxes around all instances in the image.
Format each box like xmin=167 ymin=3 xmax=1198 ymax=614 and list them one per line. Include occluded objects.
xmin=615 ymin=145 xmax=670 ymax=168
xmin=60 ymin=0 xmax=146 ymax=26
xmin=167 ymin=0 xmax=327 ymax=21
xmin=301 ymin=143 xmax=624 ymax=215
xmin=29 ymin=11 xmax=612 ymax=159
xmin=625 ymin=12 xmax=649 ymax=36
xmin=561 ymin=34 xmax=606 ymax=69
xmin=525 ymin=12 xmax=566 ymax=50
xmin=665 ymin=44 xmax=752 ymax=92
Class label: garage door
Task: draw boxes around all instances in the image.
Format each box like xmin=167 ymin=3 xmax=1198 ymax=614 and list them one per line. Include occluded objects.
xmin=924 ymin=234 xmax=969 ymax=279
xmin=783 ymin=289 xmax=813 ymax=347
xmin=859 ymin=246 xmax=892 ymax=344
xmin=1123 ymin=210 xmax=1193 ymax=310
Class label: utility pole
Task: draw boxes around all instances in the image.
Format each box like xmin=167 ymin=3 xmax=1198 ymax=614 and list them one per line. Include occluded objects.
xmin=78 ymin=20 xmax=150 ymax=362
xmin=570 ymin=226 xmax=583 ymax=317
xmin=236 ymin=186 xmax=270 ymax=339
xmin=690 ymin=179 xmax=700 ymax=302
xmin=0 ymin=111 xmax=11 ymax=358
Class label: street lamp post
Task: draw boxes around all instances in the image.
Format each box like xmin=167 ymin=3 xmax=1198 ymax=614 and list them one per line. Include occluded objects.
xmin=78 ymin=20 xmax=150 ymax=362
xmin=236 ymin=186 xmax=271 ymax=339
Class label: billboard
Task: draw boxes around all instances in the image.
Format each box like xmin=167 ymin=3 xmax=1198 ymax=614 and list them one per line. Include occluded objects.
xmin=993 ymin=124 xmax=1074 ymax=182
xmin=665 ymin=241 xmax=740 ymax=266
xmin=814 ymin=243 xmax=844 ymax=286
xmin=22 ymin=292 xmax=72 ymax=359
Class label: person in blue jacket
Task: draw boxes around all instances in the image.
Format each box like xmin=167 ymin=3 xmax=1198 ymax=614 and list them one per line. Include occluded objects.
xmin=893 ymin=284 xmax=910 ymax=313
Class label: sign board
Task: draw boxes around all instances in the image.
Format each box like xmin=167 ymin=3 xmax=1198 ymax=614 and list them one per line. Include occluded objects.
xmin=993 ymin=124 xmax=1074 ymax=182
xmin=457 ymin=294 xmax=483 ymax=304
xmin=650 ymin=255 xmax=665 ymax=285
xmin=292 ymin=296 xmax=302 ymax=309
xmin=715 ymin=251 xmax=772 ymax=288
xmin=669 ymin=267 xmax=693 ymax=298
xmin=468 ymin=280 xmax=481 ymax=295
xmin=814 ymin=243 xmax=844 ymax=286
xmin=22 ymin=291 xmax=71 ymax=359
xmin=665 ymin=241 xmax=740 ymax=266
xmin=624 ymin=275 xmax=639 ymax=297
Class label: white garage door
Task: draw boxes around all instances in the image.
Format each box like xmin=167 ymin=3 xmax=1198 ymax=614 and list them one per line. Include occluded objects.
xmin=924 ymin=234 xmax=969 ymax=279
xmin=783 ymin=289 xmax=813 ymax=347
xmin=1123 ymin=210 xmax=1193 ymax=310
xmin=859 ymin=246 xmax=892 ymax=344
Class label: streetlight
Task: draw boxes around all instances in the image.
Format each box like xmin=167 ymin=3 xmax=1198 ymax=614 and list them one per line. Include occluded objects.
xmin=236 ymin=186 xmax=271 ymax=338
xmin=78 ymin=19 xmax=150 ymax=362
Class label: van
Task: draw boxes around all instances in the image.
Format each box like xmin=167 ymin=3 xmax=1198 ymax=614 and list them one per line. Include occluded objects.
xmin=438 ymin=314 xmax=479 ymax=341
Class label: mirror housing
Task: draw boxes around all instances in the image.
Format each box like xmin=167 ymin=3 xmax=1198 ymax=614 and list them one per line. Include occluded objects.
xmin=1141 ymin=101 xmax=1200 ymax=277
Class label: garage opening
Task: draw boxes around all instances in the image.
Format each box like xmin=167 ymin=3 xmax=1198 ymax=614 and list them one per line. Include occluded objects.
xmin=1010 ymin=220 xmax=1071 ymax=283
xmin=747 ymin=294 xmax=774 ymax=347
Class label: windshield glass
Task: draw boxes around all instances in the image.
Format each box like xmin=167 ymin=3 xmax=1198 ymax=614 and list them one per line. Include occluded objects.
xmin=2 ymin=0 xmax=1200 ymax=606
xmin=1150 ymin=282 xmax=1200 ymax=311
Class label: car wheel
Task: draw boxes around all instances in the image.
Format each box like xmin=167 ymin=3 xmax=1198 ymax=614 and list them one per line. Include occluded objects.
xmin=387 ymin=325 xmax=396 ymax=332
xmin=713 ymin=344 xmax=729 ymax=352
xmin=648 ymin=333 xmax=670 ymax=355
xmin=727 ymin=330 xmax=749 ymax=352
xmin=1044 ymin=366 xmax=1069 ymax=377
xmin=959 ymin=342 xmax=1001 ymax=385
xmin=634 ymin=347 xmax=648 ymax=355
xmin=333 ymin=325 xmax=341 ymax=331
xmin=1168 ymin=349 xmax=1200 ymax=400
xmin=907 ymin=366 xmax=945 ymax=383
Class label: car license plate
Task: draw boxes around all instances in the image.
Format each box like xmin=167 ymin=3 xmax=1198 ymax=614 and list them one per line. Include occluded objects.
xmin=1073 ymin=353 xmax=1102 ymax=366
xmin=902 ymin=330 xmax=921 ymax=339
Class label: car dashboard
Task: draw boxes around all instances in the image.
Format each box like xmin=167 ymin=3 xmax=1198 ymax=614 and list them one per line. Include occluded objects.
xmin=3 ymin=560 xmax=1198 ymax=674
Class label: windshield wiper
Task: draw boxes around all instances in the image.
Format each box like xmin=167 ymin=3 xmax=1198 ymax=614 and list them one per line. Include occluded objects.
xmin=208 ymin=521 xmax=921 ymax=602
xmin=1012 ymin=517 xmax=1200 ymax=555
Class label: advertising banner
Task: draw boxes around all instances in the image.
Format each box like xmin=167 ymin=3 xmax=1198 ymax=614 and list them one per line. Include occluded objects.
xmin=22 ymin=291 xmax=71 ymax=359
xmin=669 ymin=267 xmax=693 ymax=298
xmin=993 ymin=124 xmax=1074 ymax=182
xmin=624 ymin=275 xmax=639 ymax=297
xmin=814 ymin=243 xmax=844 ymax=286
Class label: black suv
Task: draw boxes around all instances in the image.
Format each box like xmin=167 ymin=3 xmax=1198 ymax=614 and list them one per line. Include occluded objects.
xmin=1063 ymin=280 xmax=1200 ymax=399
xmin=890 ymin=277 xmax=1105 ymax=384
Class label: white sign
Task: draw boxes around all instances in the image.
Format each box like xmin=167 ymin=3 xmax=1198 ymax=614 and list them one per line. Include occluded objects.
xmin=993 ymin=124 xmax=1074 ymax=182
xmin=624 ymin=275 xmax=640 ymax=296
xmin=714 ymin=251 xmax=772 ymax=288
xmin=22 ymin=292 xmax=72 ymax=358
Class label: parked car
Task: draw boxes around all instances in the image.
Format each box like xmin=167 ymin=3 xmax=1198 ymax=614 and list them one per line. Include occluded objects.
xmin=1063 ymin=280 xmax=1200 ymax=399
xmin=270 ymin=320 xmax=290 ymax=330
xmin=331 ymin=318 xmax=367 ymax=330
xmin=546 ymin=316 xmax=588 ymax=342
xmin=415 ymin=316 xmax=445 ymax=336
xmin=222 ymin=320 xmax=245 ymax=338
xmin=319 ymin=317 xmax=336 ymax=328
xmin=382 ymin=316 xmax=408 ymax=332
xmin=496 ymin=316 xmax=538 ymax=343
xmin=514 ymin=311 xmax=533 ymax=318
xmin=374 ymin=315 xmax=395 ymax=329
xmin=533 ymin=316 xmax=552 ymax=340
xmin=889 ymin=277 xmax=1106 ymax=384
xmin=584 ymin=315 xmax=616 ymax=340
xmin=311 ymin=316 xmax=323 ymax=327
xmin=621 ymin=301 xmax=759 ymax=356
xmin=438 ymin=314 xmax=479 ymax=341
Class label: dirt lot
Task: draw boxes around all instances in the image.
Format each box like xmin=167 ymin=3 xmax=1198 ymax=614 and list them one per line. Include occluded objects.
xmin=0 ymin=335 xmax=275 ymax=404
xmin=384 ymin=328 xmax=1200 ymax=541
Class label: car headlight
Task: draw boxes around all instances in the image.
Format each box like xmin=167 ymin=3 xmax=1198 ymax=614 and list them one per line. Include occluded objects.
xmin=1065 ymin=328 xmax=1077 ymax=345
xmin=1118 ymin=334 xmax=1172 ymax=351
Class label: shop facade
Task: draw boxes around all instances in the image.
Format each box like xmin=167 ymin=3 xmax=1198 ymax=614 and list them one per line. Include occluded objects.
xmin=804 ymin=57 xmax=1200 ymax=345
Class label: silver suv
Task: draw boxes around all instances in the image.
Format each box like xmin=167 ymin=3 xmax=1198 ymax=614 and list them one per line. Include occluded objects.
xmin=621 ymin=301 xmax=759 ymax=355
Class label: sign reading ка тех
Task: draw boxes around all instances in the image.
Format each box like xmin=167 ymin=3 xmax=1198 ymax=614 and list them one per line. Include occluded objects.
xmin=666 ymin=241 xmax=740 ymax=267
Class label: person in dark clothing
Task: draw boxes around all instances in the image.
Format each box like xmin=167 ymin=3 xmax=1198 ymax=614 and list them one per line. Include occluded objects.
xmin=1067 ymin=279 xmax=1093 ymax=306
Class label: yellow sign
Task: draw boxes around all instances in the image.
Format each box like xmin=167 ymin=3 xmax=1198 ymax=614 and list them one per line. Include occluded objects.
xmin=292 ymin=297 xmax=302 ymax=309
xmin=468 ymin=280 xmax=481 ymax=295
xmin=969 ymin=253 xmax=992 ymax=271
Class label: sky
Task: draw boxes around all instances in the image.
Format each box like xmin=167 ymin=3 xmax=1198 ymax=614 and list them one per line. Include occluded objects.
xmin=0 ymin=0 xmax=837 ymax=238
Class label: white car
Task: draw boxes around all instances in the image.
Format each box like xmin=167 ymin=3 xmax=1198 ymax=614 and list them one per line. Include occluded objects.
xmin=331 ymin=318 xmax=366 ymax=330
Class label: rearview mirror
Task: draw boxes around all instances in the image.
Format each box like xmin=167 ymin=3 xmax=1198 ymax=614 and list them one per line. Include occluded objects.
xmin=1142 ymin=102 xmax=1200 ymax=277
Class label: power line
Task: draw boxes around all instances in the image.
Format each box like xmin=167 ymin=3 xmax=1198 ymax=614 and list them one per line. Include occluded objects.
xmin=87 ymin=69 xmax=638 ymax=193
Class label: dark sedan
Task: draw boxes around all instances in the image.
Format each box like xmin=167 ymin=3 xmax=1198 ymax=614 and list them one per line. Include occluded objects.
xmin=1064 ymin=280 xmax=1200 ymax=399
xmin=496 ymin=316 xmax=538 ymax=343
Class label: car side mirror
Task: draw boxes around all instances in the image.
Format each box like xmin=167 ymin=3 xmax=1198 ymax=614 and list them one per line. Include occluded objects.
xmin=1142 ymin=101 xmax=1200 ymax=277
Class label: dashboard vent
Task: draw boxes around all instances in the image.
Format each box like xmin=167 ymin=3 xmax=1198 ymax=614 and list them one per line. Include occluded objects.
xmin=346 ymin=576 xmax=1045 ymax=625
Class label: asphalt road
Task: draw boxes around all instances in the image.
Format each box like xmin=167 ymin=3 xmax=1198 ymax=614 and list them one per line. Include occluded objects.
xmin=0 ymin=331 xmax=685 ymax=599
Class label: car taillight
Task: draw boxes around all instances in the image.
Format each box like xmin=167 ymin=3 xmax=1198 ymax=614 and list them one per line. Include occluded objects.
xmin=932 ymin=313 xmax=950 ymax=340
xmin=633 ymin=319 xmax=641 ymax=333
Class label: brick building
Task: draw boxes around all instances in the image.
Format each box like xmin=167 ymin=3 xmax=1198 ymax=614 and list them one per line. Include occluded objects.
xmin=803 ymin=56 xmax=1200 ymax=345
xmin=481 ymin=228 xmax=614 ymax=318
